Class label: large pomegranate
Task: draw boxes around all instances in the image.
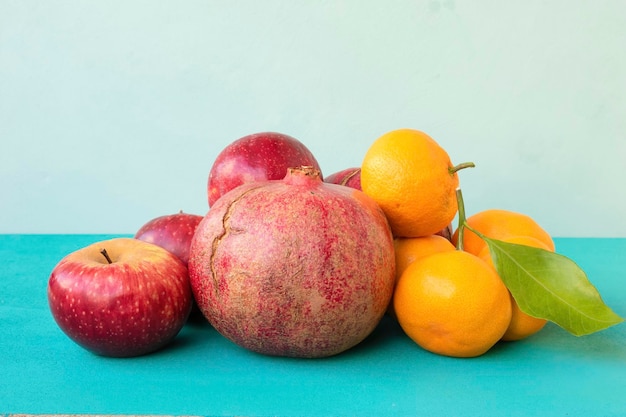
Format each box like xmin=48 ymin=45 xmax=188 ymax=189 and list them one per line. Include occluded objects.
xmin=189 ymin=166 xmax=395 ymax=358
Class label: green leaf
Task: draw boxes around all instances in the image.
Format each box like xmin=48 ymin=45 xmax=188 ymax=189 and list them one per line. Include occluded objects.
xmin=482 ymin=237 xmax=624 ymax=336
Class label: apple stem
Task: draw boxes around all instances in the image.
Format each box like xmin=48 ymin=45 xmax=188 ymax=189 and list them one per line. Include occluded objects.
xmin=100 ymin=248 xmax=113 ymax=264
xmin=449 ymin=162 xmax=476 ymax=175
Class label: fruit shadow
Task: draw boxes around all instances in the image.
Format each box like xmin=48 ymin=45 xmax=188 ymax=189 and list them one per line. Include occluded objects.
xmin=522 ymin=322 xmax=626 ymax=362
xmin=159 ymin=309 xmax=407 ymax=360
xmin=342 ymin=314 xmax=406 ymax=358
xmin=149 ymin=315 xmax=216 ymax=357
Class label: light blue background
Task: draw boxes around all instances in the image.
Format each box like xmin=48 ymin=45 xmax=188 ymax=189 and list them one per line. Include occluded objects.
xmin=1 ymin=1 xmax=624 ymax=236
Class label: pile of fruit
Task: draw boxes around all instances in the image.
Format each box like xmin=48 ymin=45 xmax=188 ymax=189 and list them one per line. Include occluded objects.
xmin=47 ymin=129 xmax=623 ymax=359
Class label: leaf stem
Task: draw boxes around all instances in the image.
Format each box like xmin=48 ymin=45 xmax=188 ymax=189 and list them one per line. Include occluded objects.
xmin=455 ymin=187 xmax=467 ymax=251
xmin=464 ymin=222 xmax=487 ymax=240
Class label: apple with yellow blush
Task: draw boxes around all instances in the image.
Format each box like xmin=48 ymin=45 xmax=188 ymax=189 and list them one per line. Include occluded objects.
xmin=47 ymin=238 xmax=193 ymax=357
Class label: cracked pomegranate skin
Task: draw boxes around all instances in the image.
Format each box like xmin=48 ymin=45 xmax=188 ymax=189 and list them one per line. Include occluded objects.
xmin=189 ymin=167 xmax=396 ymax=358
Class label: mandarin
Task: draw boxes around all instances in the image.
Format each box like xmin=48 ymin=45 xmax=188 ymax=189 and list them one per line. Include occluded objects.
xmin=453 ymin=209 xmax=555 ymax=256
xmin=389 ymin=235 xmax=456 ymax=318
xmin=394 ymin=235 xmax=456 ymax=282
xmin=393 ymin=250 xmax=512 ymax=357
xmin=361 ymin=129 xmax=472 ymax=238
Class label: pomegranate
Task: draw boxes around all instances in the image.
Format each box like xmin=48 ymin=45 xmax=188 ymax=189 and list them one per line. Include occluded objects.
xmin=189 ymin=166 xmax=395 ymax=358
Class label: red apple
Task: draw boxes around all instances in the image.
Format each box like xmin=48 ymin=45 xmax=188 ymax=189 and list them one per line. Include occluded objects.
xmin=135 ymin=211 xmax=204 ymax=321
xmin=134 ymin=210 xmax=203 ymax=266
xmin=47 ymin=238 xmax=193 ymax=357
xmin=207 ymin=132 xmax=322 ymax=206
xmin=325 ymin=167 xmax=362 ymax=190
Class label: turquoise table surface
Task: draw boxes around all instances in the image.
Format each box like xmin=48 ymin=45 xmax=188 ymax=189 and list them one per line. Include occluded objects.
xmin=1 ymin=235 xmax=625 ymax=416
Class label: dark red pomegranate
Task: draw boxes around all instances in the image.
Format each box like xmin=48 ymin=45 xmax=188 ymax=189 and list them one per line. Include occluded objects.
xmin=189 ymin=166 xmax=395 ymax=358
